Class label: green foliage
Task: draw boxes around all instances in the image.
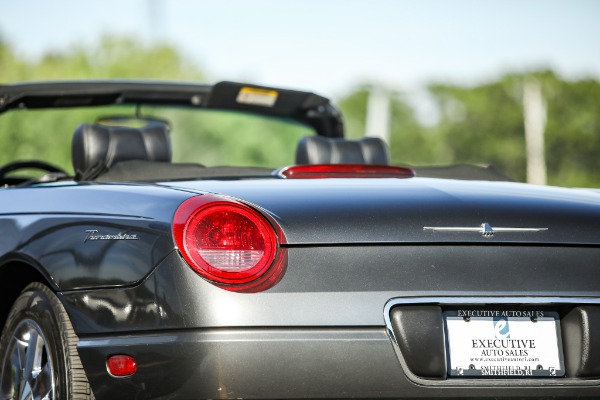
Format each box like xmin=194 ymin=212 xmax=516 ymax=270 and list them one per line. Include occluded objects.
xmin=337 ymin=87 xmax=433 ymax=166
xmin=163 ymin=109 xmax=311 ymax=167
xmin=428 ymin=76 xmax=528 ymax=179
xmin=0 ymin=107 xmax=135 ymax=173
xmin=427 ymin=71 xmax=600 ymax=187
xmin=337 ymin=88 xmax=368 ymax=140
xmin=0 ymin=36 xmax=206 ymax=175
xmin=338 ymin=71 xmax=600 ymax=187
xmin=0 ymin=37 xmax=311 ymax=174
xmin=1 ymin=36 xmax=599 ymax=187
xmin=1 ymin=36 xmax=202 ymax=82
xmin=543 ymin=78 xmax=600 ymax=187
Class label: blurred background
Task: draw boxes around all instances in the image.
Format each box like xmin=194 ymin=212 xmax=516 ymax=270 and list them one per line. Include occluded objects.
xmin=1 ymin=0 xmax=599 ymax=186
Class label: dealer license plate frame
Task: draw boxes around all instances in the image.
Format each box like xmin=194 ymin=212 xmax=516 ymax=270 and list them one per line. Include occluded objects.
xmin=444 ymin=309 xmax=565 ymax=378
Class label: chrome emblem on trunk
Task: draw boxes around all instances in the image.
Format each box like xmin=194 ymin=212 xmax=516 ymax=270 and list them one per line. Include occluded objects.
xmin=423 ymin=223 xmax=548 ymax=238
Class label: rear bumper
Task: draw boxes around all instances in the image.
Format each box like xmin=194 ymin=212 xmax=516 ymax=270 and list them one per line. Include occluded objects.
xmin=67 ymin=248 xmax=600 ymax=398
xmin=78 ymin=326 xmax=600 ymax=400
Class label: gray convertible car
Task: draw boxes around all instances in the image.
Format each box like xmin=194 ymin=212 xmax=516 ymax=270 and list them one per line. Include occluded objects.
xmin=0 ymin=80 xmax=599 ymax=399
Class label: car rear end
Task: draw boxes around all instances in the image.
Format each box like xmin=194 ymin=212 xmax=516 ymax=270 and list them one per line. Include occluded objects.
xmin=54 ymin=177 xmax=600 ymax=399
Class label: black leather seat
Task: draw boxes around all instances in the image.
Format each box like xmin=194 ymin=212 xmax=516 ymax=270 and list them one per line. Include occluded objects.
xmin=72 ymin=122 xmax=172 ymax=180
xmin=295 ymin=136 xmax=390 ymax=165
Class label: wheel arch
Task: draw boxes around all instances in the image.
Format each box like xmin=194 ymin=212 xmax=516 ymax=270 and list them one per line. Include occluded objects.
xmin=0 ymin=258 xmax=56 ymax=333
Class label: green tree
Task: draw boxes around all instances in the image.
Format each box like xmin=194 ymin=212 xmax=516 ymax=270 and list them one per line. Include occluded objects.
xmin=0 ymin=36 xmax=312 ymax=172
xmin=428 ymin=71 xmax=600 ymax=187
xmin=544 ymin=77 xmax=600 ymax=187
xmin=0 ymin=36 xmax=205 ymax=172
xmin=2 ymin=36 xmax=203 ymax=82
xmin=2 ymin=36 xmax=599 ymax=186
xmin=338 ymin=73 xmax=600 ymax=187
xmin=0 ymin=36 xmax=28 ymax=82
xmin=428 ymin=75 xmax=527 ymax=179
xmin=338 ymin=86 xmax=431 ymax=166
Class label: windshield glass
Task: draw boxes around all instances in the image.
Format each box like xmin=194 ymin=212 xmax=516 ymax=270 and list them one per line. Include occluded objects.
xmin=0 ymin=106 xmax=313 ymax=176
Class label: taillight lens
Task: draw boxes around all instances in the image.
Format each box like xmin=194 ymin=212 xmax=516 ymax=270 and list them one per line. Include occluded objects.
xmin=173 ymin=195 xmax=279 ymax=286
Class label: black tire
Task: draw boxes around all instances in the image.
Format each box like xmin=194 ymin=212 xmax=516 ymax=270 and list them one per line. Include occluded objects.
xmin=0 ymin=282 xmax=93 ymax=399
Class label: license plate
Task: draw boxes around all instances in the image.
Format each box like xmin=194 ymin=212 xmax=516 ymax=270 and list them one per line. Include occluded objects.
xmin=444 ymin=309 xmax=565 ymax=377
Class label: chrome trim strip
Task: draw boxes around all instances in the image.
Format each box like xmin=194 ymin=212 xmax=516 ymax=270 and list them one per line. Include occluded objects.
xmin=423 ymin=222 xmax=548 ymax=238
xmin=384 ymin=296 xmax=600 ymax=342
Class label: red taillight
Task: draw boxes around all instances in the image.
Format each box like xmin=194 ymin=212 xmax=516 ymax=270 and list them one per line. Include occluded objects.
xmin=107 ymin=355 xmax=137 ymax=377
xmin=173 ymin=195 xmax=281 ymax=288
xmin=275 ymin=164 xmax=415 ymax=179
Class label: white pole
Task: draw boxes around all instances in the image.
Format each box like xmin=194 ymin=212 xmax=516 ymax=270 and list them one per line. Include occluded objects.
xmin=147 ymin=0 xmax=165 ymax=42
xmin=365 ymin=86 xmax=391 ymax=143
xmin=523 ymin=80 xmax=547 ymax=185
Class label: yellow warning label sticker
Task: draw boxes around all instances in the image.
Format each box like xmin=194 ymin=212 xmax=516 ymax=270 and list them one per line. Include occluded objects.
xmin=236 ymin=87 xmax=278 ymax=107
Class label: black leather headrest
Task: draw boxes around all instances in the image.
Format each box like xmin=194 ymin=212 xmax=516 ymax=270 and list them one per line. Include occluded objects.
xmin=72 ymin=122 xmax=171 ymax=180
xmin=295 ymin=136 xmax=390 ymax=165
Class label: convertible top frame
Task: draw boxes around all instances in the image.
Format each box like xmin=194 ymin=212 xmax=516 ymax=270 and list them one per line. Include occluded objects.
xmin=0 ymin=80 xmax=345 ymax=137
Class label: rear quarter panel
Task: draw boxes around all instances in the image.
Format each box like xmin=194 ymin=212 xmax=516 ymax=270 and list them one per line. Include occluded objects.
xmin=0 ymin=183 xmax=193 ymax=289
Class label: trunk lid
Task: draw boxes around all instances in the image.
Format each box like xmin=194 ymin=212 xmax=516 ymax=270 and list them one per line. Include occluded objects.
xmin=163 ymin=177 xmax=600 ymax=246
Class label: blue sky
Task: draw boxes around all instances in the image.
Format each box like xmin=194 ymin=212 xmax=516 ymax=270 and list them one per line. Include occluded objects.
xmin=1 ymin=0 xmax=599 ymax=97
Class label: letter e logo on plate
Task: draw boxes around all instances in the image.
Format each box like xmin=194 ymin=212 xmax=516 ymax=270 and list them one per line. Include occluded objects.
xmin=493 ymin=316 xmax=510 ymax=338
